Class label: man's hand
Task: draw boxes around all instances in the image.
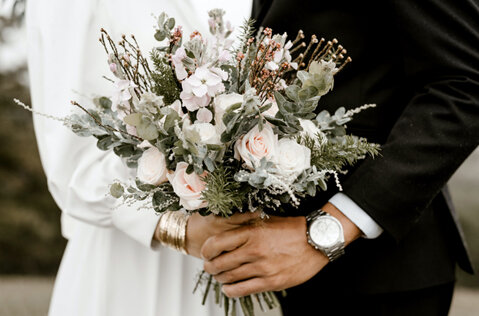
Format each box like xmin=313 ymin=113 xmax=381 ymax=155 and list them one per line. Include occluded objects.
xmin=201 ymin=203 xmax=362 ymax=298
xmin=185 ymin=212 xmax=260 ymax=258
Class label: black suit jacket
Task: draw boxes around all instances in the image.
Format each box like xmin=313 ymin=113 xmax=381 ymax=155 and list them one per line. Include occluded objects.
xmin=253 ymin=0 xmax=479 ymax=297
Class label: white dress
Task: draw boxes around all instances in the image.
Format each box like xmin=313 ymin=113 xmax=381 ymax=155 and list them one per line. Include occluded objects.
xmin=25 ymin=1 xmax=252 ymax=315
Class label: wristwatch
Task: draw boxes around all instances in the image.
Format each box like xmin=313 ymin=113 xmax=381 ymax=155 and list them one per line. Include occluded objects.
xmin=306 ymin=209 xmax=345 ymax=262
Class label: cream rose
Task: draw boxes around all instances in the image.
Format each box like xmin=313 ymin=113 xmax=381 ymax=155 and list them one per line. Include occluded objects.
xmin=214 ymin=93 xmax=243 ymax=133
xmin=167 ymin=162 xmax=208 ymax=211
xmin=137 ymin=147 xmax=168 ymax=185
xmin=234 ymin=124 xmax=278 ymax=169
xmin=183 ymin=122 xmax=222 ymax=145
xmin=274 ymin=138 xmax=311 ymax=176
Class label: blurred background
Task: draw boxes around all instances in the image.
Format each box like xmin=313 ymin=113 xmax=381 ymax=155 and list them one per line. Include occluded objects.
xmin=0 ymin=1 xmax=478 ymax=315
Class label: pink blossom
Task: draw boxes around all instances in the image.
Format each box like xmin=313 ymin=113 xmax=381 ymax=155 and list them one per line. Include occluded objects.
xmin=218 ymin=50 xmax=231 ymax=63
xmin=169 ymin=100 xmax=187 ymax=119
xmin=196 ymin=108 xmax=213 ymax=123
xmin=111 ymin=79 xmax=137 ymax=112
xmin=188 ymin=66 xmax=224 ymax=97
xmin=171 ymin=47 xmax=188 ymax=81
xmin=210 ymin=67 xmax=229 ymax=81
xmin=180 ymin=90 xmax=211 ymax=112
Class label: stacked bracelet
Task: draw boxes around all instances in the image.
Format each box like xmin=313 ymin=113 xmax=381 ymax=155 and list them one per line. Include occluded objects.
xmin=155 ymin=211 xmax=190 ymax=254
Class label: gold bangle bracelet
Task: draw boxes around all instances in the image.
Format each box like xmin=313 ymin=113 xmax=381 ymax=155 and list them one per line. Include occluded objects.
xmin=155 ymin=211 xmax=190 ymax=254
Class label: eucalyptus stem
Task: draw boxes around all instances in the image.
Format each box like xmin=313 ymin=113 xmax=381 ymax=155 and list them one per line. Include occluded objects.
xmin=202 ymin=274 xmax=213 ymax=305
xmin=71 ymin=101 xmax=143 ymax=141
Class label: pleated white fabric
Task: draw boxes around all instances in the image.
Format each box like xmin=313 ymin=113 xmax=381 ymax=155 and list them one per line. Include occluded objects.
xmin=25 ymin=1 xmax=252 ymax=315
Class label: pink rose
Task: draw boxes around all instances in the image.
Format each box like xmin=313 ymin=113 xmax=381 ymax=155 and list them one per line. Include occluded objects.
xmin=167 ymin=162 xmax=208 ymax=211
xmin=234 ymin=124 xmax=278 ymax=169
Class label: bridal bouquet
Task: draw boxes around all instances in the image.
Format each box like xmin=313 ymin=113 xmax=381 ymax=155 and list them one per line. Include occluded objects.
xmin=17 ymin=9 xmax=379 ymax=316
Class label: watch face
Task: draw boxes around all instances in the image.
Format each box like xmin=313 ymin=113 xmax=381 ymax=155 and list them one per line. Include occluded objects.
xmin=309 ymin=217 xmax=341 ymax=248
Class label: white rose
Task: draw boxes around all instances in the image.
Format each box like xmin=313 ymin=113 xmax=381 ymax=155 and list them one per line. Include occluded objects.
xmin=299 ymin=119 xmax=321 ymax=138
xmin=234 ymin=124 xmax=278 ymax=169
xmin=167 ymin=162 xmax=208 ymax=211
xmin=274 ymin=138 xmax=311 ymax=176
xmin=137 ymin=147 xmax=169 ymax=185
xmin=214 ymin=93 xmax=243 ymax=133
xmin=183 ymin=122 xmax=221 ymax=145
xmin=299 ymin=119 xmax=326 ymax=146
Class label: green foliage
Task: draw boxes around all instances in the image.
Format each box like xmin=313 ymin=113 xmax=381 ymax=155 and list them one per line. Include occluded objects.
xmin=233 ymin=18 xmax=256 ymax=56
xmin=201 ymin=166 xmax=247 ymax=217
xmin=152 ymin=183 xmax=181 ymax=213
xmin=1 ymin=71 xmax=66 ymax=275
xmin=220 ymin=88 xmax=261 ymax=143
xmin=297 ymin=61 xmax=336 ymax=98
xmin=316 ymin=107 xmax=352 ymax=136
xmin=150 ymin=50 xmax=181 ymax=105
xmin=304 ymin=134 xmax=381 ymax=172
xmin=154 ymin=12 xmax=176 ymax=42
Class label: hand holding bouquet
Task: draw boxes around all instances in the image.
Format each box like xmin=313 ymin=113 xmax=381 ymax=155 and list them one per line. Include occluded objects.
xmin=17 ymin=9 xmax=379 ymax=316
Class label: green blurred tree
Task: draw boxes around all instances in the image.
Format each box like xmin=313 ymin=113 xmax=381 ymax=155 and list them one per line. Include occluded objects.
xmin=0 ymin=4 xmax=66 ymax=275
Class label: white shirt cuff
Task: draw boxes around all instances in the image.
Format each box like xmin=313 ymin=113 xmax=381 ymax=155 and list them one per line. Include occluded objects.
xmin=329 ymin=193 xmax=383 ymax=239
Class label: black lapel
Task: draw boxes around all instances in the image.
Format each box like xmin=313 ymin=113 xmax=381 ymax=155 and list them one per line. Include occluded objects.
xmin=252 ymin=0 xmax=275 ymax=28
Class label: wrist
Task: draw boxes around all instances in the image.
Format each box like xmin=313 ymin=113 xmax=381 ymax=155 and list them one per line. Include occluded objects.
xmin=154 ymin=211 xmax=190 ymax=254
xmin=305 ymin=202 xmax=361 ymax=262
xmin=322 ymin=202 xmax=361 ymax=246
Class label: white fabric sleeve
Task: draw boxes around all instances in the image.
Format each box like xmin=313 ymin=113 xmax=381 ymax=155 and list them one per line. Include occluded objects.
xmin=25 ymin=0 xmax=161 ymax=248
xmin=329 ymin=193 xmax=384 ymax=239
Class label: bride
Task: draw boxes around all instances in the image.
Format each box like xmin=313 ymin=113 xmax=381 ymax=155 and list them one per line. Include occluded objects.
xmin=25 ymin=0 xmax=253 ymax=315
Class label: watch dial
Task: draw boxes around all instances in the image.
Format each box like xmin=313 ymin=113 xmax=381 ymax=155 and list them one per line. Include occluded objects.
xmin=310 ymin=218 xmax=341 ymax=247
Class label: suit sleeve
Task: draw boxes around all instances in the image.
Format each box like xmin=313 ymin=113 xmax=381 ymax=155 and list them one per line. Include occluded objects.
xmin=342 ymin=0 xmax=479 ymax=241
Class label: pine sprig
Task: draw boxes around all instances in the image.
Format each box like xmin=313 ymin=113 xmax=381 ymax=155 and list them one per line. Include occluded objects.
xmin=303 ymin=135 xmax=381 ymax=172
xmin=201 ymin=166 xmax=247 ymax=217
xmin=150 ymin=49 xmax=181 ymax=105
xmin=234 ymin=18 xmax=256 ymax=56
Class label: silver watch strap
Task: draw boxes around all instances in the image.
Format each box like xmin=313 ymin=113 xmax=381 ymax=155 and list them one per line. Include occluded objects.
xmin=305 ymin=209 xmax=326 ymax=222
xmin=306 ymin=209 xmax=345 ymax=262
xmin=325 ymin=244 xmax=345 ymax=262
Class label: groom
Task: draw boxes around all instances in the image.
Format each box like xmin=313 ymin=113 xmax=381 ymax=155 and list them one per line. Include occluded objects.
xmin=201 ymin=0 xmax=479 ymax=314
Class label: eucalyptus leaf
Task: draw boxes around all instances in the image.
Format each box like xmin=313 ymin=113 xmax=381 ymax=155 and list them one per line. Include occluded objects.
xmin=296 ymin=71 xmax=309 ymax=84
xmin=136 ymin=180 xmax=157 ymax=192
xmin=167 ymin=17 xmax=175 ymax=30
xmin=113 ymin=144 xmax=136 ymax=158
xmin=298 ymin=86 xmax=318 ymax=101
xmin=137 ymin=120 xmax=159 ymax=140
xmin=259 ymin=102 xmax=272 ymax=114
xmin=163 ymin=112 xmax=180 ymax=132
xmin=97 ymin=135 xmax=117 ymax=151
xmin=155 ymin=31 xmax=166 ymax=42
xmin=98 ymin=97 xmax=112 ymax=110
xmin=285 ymin=85 xmax=300 ymax=102
xmin=124 ymin=113 xmax=142 ymax=127
xmin=110 ymin=183 xmax=124 ymax=198
xmin=264 ymin=115 xmax=287 ymax=127
xmin=204 ymin=157 xmax=215 ymax=172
